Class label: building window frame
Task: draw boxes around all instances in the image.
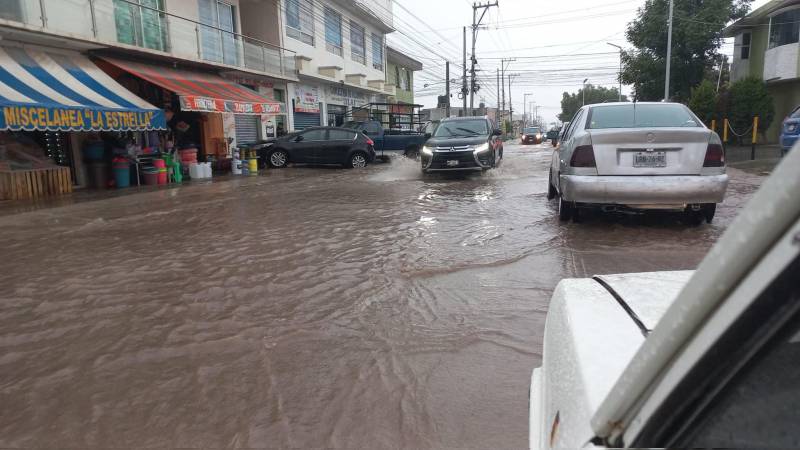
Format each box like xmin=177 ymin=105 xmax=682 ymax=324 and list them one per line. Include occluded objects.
xmin=285 ymin=0 xmax=315 ymax=46
xmin=324 ymin=6 xmax=343 ymax=57
xmin=768 ymin=7 xmax=800 ymax=49
xmin=741 ymin=32 xmax=751 ymax=60
xmin=350 ymin=20 xmax=366 ymax=65
xmin=371 ymin=32 xmax=384 ymax=71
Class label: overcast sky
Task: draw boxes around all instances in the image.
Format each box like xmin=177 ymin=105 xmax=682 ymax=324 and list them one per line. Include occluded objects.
xmin=387 ymin=0 xmax=770 ymax=125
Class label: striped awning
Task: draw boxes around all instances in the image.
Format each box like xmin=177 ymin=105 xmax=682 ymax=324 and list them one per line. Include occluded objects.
xmin=101 ymin=57 xmax=285 ymax=115
xmin=0 ymin=47 xmax=166 ymax=132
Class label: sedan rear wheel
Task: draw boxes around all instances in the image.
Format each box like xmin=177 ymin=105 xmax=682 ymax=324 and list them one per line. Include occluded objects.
xmin=348 ymin=152 xmax=368 ymax=169
xmin=703 ymin=203 xmax=717 ymax=223
xmin=558 ymin=195 xmax=574 ymax=221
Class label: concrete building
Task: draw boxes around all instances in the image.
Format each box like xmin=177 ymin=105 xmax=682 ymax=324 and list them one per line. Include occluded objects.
xmin=277 ymin=0 xmax=395 ymax=128
xmin=724 ymin=0 xmax=800 ymax=141
xmin=386 ymin=46 xmax=422 ymax=105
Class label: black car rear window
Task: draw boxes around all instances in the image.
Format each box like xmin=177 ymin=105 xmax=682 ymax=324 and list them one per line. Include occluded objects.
xmin=588 ymin=104 xmax=700 ymax=129
xmin=434 ymin=119 xmax=489 ymax=137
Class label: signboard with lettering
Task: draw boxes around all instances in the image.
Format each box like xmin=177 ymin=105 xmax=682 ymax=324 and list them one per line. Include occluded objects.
xmin=294 ymin=85 xmax=320 ymax=113
xmin=179 ymin=96 xmax=284 ymax=115
xmin=326 ymin=86 xmax=367 ymax=107
xmin=1 ymin=105 xmax=165 ymax=131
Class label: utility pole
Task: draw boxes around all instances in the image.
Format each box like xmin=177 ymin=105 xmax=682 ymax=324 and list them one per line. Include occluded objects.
xmin=462 ymin=26 xmax=468 ymax=116
xmin=523 ymin=93 xmax=532 ymax=126
xmin=496 ymin=68 xmax=500 ymax=124
xmin=582 ymin=78 xmax=588 ymax=106
xmin=508 ymin=73 xmax=517 ymax=125
xmin=665 ymin=0 xmax=674 ymax=101
xmin=716 ymin=56 xmax=725 ymax=92
xmin=607 ymin=42 xmax=623 ymax=101
xmin=469 ymin=1 xmax=498 ymax=115
xmin=499 ymin=58 xmax=514 ymax=128
xmin=445 ymin=61 xmax=451 ymax=117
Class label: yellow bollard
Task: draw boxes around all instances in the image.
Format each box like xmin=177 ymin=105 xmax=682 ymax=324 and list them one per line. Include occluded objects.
xmin=751 ymin=116 xmax=759 ymax=160
xmin=711 ymin=119 xmax=716 ymax=133
xmin=723 ymin=118 xmax=729 ymax=143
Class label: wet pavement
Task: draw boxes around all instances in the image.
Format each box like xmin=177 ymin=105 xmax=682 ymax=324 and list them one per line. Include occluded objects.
xmin=0 ymin=142 xmax=765 ymax=448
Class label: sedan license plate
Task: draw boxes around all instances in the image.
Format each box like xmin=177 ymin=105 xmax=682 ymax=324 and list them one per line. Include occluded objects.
xmin=446 ymin=160 xmax=459 ymax=167
xmin=633 ymin=152 xmax=667 ymax=168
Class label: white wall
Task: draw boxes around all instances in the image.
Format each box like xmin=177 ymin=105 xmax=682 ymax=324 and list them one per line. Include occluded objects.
xmin=764 ymin=42 xmax=799 ymax=81
xmin=280 ymin=0 xmax=387 ymax=83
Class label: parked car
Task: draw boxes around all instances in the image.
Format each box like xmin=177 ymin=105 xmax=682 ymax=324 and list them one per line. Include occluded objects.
xmin=521 ymin=127 xmax=543 ymax=145
xmin=546 ymin=129 xmax=560 ymax=146
xmin=259 ymin=126 xmax=375 ymax=169
xmin=342 ymin=120 xmax=428 ymax=160
xmin=547 ymin=102 xmax=728 ymax=224
xmin=780 ymin=105 xmax=800 ymax=155
xmin=420 ymin=116 xmax=503 ymax=173
xmin=530 ymin=147 xmax=800 ymax=449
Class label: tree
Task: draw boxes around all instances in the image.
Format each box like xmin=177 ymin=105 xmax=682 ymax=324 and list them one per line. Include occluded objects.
xmin=621 ymin=0 xmax=751 ymax=102
xmin=558 ymin=85 xmax=627 ymax=122
xmin=727 ymin=77 xmax=774 ymax=140
xmin=688 ymin=80 xmax=718 ymax=125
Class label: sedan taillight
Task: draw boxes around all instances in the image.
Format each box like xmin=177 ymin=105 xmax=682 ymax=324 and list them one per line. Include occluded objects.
xmin=365 ymin=137 xmax=374 ymax=146
xmin=703 ymin=143 xmax=725 ymax=167
xmin=570 ymin=145 xmax=596 ymax=167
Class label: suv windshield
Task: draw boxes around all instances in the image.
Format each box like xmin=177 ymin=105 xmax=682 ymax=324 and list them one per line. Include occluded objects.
xmin=588 ymin=104 xmax=700 ymax=129
xmin=524 ymin=127 xmax=540 ymax=134
xmin=434 ymin=119 xmax=489 ymax=138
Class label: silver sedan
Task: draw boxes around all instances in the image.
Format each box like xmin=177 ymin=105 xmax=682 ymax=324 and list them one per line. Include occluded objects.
xmin=547 ymin=102 xmax=728 ymax=224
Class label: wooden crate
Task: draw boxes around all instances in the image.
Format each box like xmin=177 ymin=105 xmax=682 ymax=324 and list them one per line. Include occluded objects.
xmin=0 ymin=166 xmax=73 ymax=200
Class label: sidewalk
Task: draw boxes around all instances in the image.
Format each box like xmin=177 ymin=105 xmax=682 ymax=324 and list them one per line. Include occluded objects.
xmin=725 ymin=144 xmax=784 ymax=174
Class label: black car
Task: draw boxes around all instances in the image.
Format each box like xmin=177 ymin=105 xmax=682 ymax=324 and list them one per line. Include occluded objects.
xmin=420 ymin=116 xmax=503 ymax=173
xmin=260 ymin=127 xmax=375 ymax=169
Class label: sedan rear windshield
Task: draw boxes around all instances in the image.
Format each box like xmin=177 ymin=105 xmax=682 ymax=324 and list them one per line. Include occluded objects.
xmin=588 ymin=104 xmax=700 ymax=129
xmin=434 ymin=119 xmax=489 ymax=137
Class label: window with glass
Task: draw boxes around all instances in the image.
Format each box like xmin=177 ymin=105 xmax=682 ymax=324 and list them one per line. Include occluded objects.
xmin=350 ymin=21 xmax=366 ymax=64
xmin=741 ymin=32 xmax=751 ymax=60
xmin=324 ymin=7 xmax=343 ymax=56
xmin=372 ymin=33 xmax=384 ymax=71
xmin=433 ymin=119 xmax=489 ymax=137
xmin=199 ymin=0 xmax=239 ymax=66
xmin=301 ymin=129 xmax=327 ymax=141
xmin=0 ymin=0 xmax=24 ymax=22
xmin=406 ymin=69 xmax=412 ymax=91
xmin=587 ymin=104 xmax=699 ymax=129
xmin=113 ymin=0 xmax=168 ymax=52
xmin=769 ymin=8 xmax=800 ymax=49
xmin=329 ymin=129 xmax=356 ymax=140
xmin=286 ymin=0 xmax=315 ymax=46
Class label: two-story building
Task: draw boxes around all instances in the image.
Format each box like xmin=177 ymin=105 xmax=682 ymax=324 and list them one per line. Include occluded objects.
xmin=724 ymin=0 xmax=800 ymax=141
xmin=386 ymin=46 xmax=422 ymax=105
xmin=277 ymin=0 xmax=396 ymax=129
xmin=0 ymin=0 xmax=299 ymax=187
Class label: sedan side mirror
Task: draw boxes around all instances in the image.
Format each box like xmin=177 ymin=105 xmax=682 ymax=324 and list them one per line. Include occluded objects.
xmin=492 ymin=129 xmax=502 ymax=136
xmin=294 ymin=135 xmax=304 ymax=142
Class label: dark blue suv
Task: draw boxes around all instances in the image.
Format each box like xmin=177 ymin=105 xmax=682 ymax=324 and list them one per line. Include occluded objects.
xmin=780 ymin=105 xmax=800 ymax=155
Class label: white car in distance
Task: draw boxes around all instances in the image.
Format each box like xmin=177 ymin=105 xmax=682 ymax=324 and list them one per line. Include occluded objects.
xmin=531 ymin=147 xmax=800 ymax=448
xmin=548 ymin=102 xmax=728 ymax=224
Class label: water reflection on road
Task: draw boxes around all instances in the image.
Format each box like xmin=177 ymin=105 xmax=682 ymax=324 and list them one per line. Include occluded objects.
xmin=0 ymin=143 xmax=763 ymax=447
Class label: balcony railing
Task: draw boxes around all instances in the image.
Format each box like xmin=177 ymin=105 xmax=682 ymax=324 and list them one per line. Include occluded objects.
xmin=3 ymin=0 xmax=297 ymax=79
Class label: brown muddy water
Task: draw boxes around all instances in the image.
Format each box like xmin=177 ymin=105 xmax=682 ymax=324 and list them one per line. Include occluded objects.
xmin=0 ymin=143 xmax=763 ymax=447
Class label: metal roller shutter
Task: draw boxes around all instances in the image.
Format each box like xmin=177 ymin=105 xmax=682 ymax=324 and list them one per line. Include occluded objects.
xmin=293 ymin=111 xmax=321 ymax=130
xmin=234 ymin=114 xmax=260 ymax=144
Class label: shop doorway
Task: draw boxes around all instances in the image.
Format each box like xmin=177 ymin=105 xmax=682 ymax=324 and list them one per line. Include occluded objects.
xmin=327 ymin=104 xmax=347 ymax=127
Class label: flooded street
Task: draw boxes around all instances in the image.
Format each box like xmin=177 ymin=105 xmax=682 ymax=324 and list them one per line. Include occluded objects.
xmin=0 ymin=142 xmax=764 ymax=448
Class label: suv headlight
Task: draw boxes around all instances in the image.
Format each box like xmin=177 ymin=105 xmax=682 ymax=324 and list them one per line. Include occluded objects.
xmin=473 ymin=143 xmax=490 ymax=154
xmin=421 ymin=145 xmax=433 ymax=156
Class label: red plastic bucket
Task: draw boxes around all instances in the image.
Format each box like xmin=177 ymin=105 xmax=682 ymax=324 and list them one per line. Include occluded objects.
xmin=143 ymin=170 xmax=159 ymax=186
xmin=157 ymin=168 xmax=167 ymax=185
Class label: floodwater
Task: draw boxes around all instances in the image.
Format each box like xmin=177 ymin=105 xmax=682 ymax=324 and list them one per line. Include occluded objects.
xmin=0 ymin=143 xmax=764 ymax=447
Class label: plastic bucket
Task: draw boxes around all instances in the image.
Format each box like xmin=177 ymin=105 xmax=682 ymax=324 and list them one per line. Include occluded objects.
xmin=152 ymin=159 xmax=166 ymax=169
xmin=248 ymin=158 xmax=258 ymax=175
xmin=157 ymin=168 xmax=167 ymax=185
xmin=143 ymin=169 xmax=159 ymax=186
xmin=112 ymin=163 xmax=130 ymax=188
xmin=83 ymin=142 xmax=105 ymax=161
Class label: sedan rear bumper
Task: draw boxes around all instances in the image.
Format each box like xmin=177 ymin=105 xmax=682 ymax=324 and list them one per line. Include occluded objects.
xmin=560 ymin=174 xmax=728 ymax=205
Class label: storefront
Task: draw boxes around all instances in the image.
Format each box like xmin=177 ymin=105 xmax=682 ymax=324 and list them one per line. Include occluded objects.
xmin=223 ymin=75 xmax=290 ymax=140
xmin=100 ymin=57 xmax=283 ymax=160
xmin=0 ymin=46 xmax=166 ymax=199
xmin=292 ymin=84 xmax=322 ymax=130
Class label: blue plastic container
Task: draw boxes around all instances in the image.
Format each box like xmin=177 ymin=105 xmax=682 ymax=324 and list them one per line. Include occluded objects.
xmin=112 ymin=163 xmax=130 ymax=188
xmin=83 ymin=142 xmax=105 ymax=161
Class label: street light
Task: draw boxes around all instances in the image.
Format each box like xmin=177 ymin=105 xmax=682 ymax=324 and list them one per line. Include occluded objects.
xmin=607 ymin=42 xmax=623 ymax=102
xmin=582 ymin=78 xmax=589 ymax=106
xmin=523 ymin=93 xmax=533 ymax=126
